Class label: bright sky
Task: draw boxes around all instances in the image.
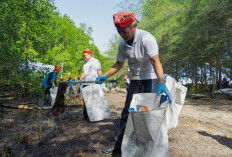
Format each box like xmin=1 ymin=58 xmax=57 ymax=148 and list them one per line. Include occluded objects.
xmin=54 ymin=0 xmax=121 ymax=54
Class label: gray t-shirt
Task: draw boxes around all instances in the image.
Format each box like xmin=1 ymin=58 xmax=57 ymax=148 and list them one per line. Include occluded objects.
xmin=117 ymin=29 xmax=159 ymax=80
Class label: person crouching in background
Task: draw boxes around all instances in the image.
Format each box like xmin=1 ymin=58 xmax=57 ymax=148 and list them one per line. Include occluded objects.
xmin=42 ymin=66 xmax=61 ymax=106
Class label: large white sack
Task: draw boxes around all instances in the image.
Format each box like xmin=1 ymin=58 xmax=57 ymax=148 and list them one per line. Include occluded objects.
xmin=38 ymin=87 xmax=58 ymax=110
xmin=50 ymin=87 xmax=58 ymax=107
xmin=161 ymin=76 xmax=187 ymax=129
xmin=81 ymin=84 xmax=110 ymax=122
xmin=127 ymin=75 xmax=187 ymax=130
xmin=121 ymin=75 xmax=187 ymax=157
xmin=122 ymin=94 xmax=168 ymax=157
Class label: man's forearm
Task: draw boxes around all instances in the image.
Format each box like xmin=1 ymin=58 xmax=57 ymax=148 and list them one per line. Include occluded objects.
xmin=150 ymin=55 xmax=165 ymax=83
xmin=79 ymin=73 xmax=84 ymax=81
xmin=105 ymin=61 xmax=124 ymax=77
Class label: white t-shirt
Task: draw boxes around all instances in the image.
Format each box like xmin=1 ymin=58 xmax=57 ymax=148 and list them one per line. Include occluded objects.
xmin=83 ymin=57 xmax=101 ymax=82
xmin=117 ymin=29 xmax=159 ymax=80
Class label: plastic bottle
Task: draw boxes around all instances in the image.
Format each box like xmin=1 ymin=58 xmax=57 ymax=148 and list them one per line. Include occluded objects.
xmin=136 ymin=105 xmax=141 ymax=111
xmin=128 ymin=108 xmax=135 ymax=112
xmin=160 ymin=95 xmax=168 ymax=104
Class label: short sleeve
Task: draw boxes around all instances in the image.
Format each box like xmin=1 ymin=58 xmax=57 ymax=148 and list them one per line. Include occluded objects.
xmin=95 ymin=59 xmax=101 ymax=70
xmin=83 ymin=61 xmax=86 ymax=72
xmin=142 ymin=32 xmax=159 ymax=58
xmin=117 ymin=42 xmax=126 ymax=62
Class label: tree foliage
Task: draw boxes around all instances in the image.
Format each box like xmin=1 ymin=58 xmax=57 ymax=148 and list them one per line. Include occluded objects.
xmin=106 ymin=0 xmax=231 ymax=92
xmin=140 ymin=0 xmax=231 ymax=83
xmin=104 ymin=34 xmax=129 ymax=80
xmin=0 ymin=0 xmax=107 ymax=96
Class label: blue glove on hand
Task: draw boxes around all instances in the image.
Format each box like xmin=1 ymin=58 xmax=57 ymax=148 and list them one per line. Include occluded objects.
xmin=157 ymin=83 xmax=172 ymax=104
xmin=95 ymin=74 xmax=107 ymax=84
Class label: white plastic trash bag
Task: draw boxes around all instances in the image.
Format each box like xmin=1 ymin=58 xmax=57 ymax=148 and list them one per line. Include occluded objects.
xmin=50 ymin=87 xmax=58 ymax=107
xmin=125 ymin=75 xmax=187 ymax=130
xmin=160 ymin=76 xmax=187 ymax=129
xmin=38 ymin=87 xmax=58 ymax=110
xmin=81 ymin=84 xmax=110 ymax=122
xmin=122 ymin=94 xmax=168 ymax=157
xmin=121 ymin=75 xmax=187 ymax=157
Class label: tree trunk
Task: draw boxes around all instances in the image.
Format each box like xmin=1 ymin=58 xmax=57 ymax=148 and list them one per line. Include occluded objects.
xmin=209 ymin=63 xmax=213 ymax=95
xmin=175 ymin=62 xmax=179 ymax=81
xmin=51 ymin=82 xmax=68 ymax=116
xmin=219 ymin=64 xmax=222 ymax=89
xmin=200 ymin=66 xmax=203 ymax=93
xmin=24 ymin=11 xmax=29 ymax=70
xmin=23 ymin=10 xmax=29 ymax=96
xmin=190 ymin=43 xmax=232 ymax=80
xmin=203 ymin=64 xmax=207 ymax=94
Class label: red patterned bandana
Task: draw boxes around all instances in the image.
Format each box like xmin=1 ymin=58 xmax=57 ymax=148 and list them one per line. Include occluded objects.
xmin=83 ymin=49 xmax=92 ymax=54
xmin=113 ymin=12 xmax=136 ymax=28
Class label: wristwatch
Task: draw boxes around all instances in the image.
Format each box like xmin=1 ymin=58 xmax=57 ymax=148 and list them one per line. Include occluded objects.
xmin=158 ymin=77 xmax=166 ymax=83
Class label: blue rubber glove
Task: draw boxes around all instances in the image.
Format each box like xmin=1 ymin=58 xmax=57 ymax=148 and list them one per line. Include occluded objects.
xmin=157 ymin=83 xmax=172 ymax=104
xmin=95 ymin=74 xmax=107 ymax=84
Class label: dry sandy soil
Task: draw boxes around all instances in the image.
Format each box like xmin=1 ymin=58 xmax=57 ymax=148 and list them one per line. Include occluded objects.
xmin=0 ymin=92 xmax=232 ymax=156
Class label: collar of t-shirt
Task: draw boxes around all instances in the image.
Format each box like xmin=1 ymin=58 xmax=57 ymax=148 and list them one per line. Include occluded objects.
xmin=86 ymin=57 xmax=93 ymax=63
xmin=126 ymin=29 xmax=138 ymax=46
xmin=127 ymin=39 xmax=134 ymax=46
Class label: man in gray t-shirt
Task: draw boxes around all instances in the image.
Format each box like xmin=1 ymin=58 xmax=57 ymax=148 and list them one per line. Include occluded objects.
xmin=96 ymin=11 xmax=172 ymax=155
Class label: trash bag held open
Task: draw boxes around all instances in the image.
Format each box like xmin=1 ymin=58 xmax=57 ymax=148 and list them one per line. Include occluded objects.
xmin=81 ymin=84 xmax=110 ymax=122
xmin=121 ymin=75 xmax=187 ymax=157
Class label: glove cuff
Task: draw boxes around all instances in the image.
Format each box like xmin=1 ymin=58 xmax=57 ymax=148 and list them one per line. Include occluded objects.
xmin=103 ymin=74 xmax=107 ymax=79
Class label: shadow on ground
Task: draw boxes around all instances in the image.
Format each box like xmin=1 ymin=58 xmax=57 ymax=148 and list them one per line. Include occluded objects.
xmin=198 ymin=131 xmax=232 ymax=150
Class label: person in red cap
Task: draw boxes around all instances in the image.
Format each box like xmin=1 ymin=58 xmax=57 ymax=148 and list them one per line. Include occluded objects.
xmin=79 ymin=49 xmax=102 ymax=121
xmin=96 ymin=12 xmax=172 ymax=155
xmin=42 ymin=66 xmax=61 ymax=106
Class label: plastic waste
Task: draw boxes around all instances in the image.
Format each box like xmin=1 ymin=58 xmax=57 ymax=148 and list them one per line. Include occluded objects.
xmin=140 ymin=105 xmax=148 ymax=111
xmin=128 ymin=108 xmax=135 ymax=112
xmin=136 ymin=105 xmax=141 ymax=110
xmin=128 ymin=105 xmax=148 ymax=112
xmin=122 ymin=75 xmax=188 ymax=157
xmin=160 ymin=95 xmax=168 ymax=104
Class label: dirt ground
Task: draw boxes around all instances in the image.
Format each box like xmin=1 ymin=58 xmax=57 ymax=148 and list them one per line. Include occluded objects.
xmin=0 ymin=91 xmax=232 ymax=157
